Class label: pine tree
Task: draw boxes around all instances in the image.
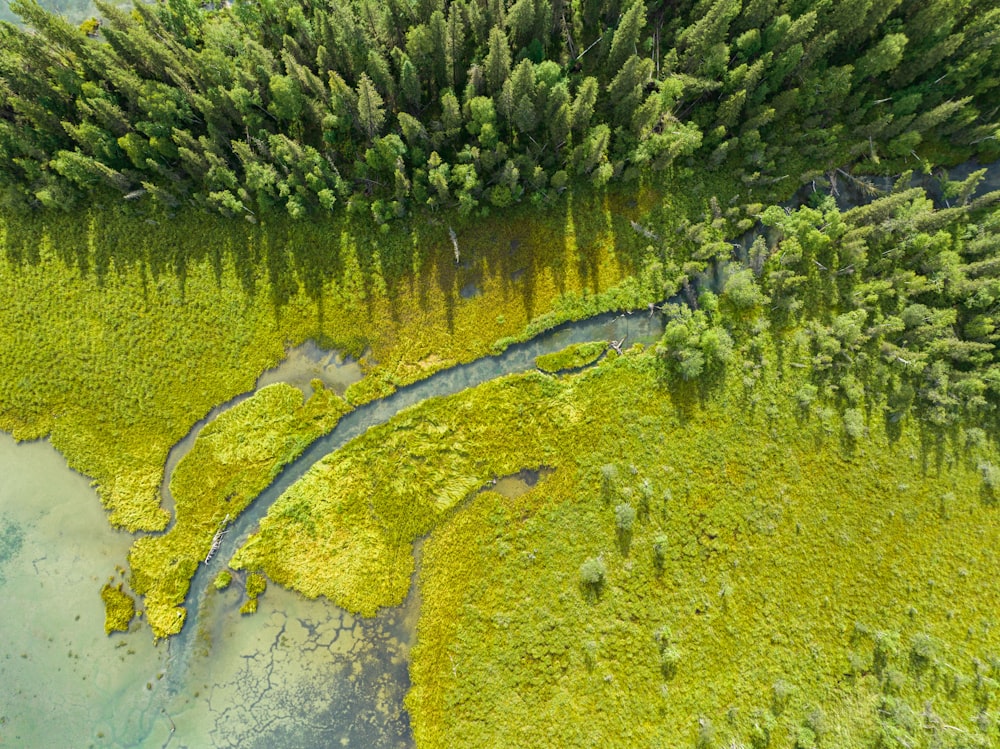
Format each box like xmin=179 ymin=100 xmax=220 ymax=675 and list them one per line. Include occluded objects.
xmin=356 ymin=73 xmax=386 ymax=143
xmin=398 ymin=54 xmax=423 ymax=112
xmin=484 ymin=26 xmax=512 ymax=96
xmin=571 ymin=77 xmax=599 ymax=134
xmin=446 ymin=3 xmax=468 ymax=92
xmin=607 ymin=0 xmax=645 ymax=74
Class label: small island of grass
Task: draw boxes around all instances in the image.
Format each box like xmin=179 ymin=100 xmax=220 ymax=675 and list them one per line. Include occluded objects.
xmin=100 ymin=582 xmax=136 ymax=635
xmin=535 ymin=341 xmax=608 ymax=373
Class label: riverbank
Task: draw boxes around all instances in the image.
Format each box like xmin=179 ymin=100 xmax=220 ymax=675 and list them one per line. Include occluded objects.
xmin=0 ymin=181 xmax=693 ymax=535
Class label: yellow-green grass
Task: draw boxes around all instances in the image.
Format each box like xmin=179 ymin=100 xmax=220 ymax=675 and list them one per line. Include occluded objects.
xmin=240 ymin=572 xmax=268 ymax=615
xmin=407 ymin=363 xmax=1000 ymax=747
xmin=127 ymin=382 xmax=350 ymax=638
xmin=213 ymin=570 xmax=232 ymax=591
xmin=535 ymin=341 xmax=608 ymax=373
xmin=0 ymin=185 xmax=675 ymax=533
xmin=100 ymin=582 xmax=136 ymax=635
xmin=229 ymin=340 xmax=1000 ymax=748
xmin=228 ymin=365 xmax=576 ymax=615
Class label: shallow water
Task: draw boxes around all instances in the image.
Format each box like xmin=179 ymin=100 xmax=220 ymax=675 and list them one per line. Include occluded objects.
xmin=166 ymin=302 xmax=670 ymax=700
xmin=0 ymin=433 xmax=162 ymax=747
xmin=155 ymin=581 xmax=416 ymax=749
xmin=0 ymin=308 xmax=651 ymax=747
xmin=8 ymin=159 xmax=998 ymax=747
xmin=159 ymin=343 xmax=363 ymax=516
xmin=0 ymin=432 xmax=415 ymax=748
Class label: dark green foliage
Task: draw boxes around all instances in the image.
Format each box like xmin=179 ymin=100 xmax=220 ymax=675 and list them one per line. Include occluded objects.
xmin=0 ymin=0 xmax=997 ymax=224
xmin=708 ymin=185 xmax=1000 ymax=427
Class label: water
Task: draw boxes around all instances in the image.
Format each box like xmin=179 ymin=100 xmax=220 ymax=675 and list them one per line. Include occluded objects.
xmin=168 ymin=305 xmax=669 ymax=686
xmin=0 ymin=308 xmax=665 ymax=748
xmin=155 ymin=580 xmax=416 ymax=749
xmin=0 ymin=430 xmax=418 ymax=748
xmin=0 ymin=433 xmax=162 ymax=747
xmin=159 ymin=343 xmax=363 ymax=516
xmin=5 ymin=159 xmax=998 ymax=747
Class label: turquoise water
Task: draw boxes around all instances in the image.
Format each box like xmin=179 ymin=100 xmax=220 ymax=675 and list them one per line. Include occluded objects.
xmin=0 ymin=303 xmax=659 ymax=746
xmin=0 ymin=433 xmax=161 ymax=746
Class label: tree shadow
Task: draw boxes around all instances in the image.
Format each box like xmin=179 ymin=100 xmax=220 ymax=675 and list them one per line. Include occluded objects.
xmin=571 ymin=189 xmax=610 ymax=296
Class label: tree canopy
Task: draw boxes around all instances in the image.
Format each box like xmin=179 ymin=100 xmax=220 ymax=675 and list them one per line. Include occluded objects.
xmin=0 ymin=0 xmax=997 ymax=223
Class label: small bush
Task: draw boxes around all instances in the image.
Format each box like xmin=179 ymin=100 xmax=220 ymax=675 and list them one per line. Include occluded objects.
xmin=600 ymin=464 xmax=619 ymax=501
xmin=660 ymin=645 xmax=681 ymax=678
xmin=615 ymin=503 xmax=636 ymax=533
xmin=795 ymin=383 xmax=818 ymax=410
xmin=652 ymin=533 xmax=669 ymax=569
xmin=910 ymin=633 xmax=938 ymax=672
xmin=843 ymin=408 xmax=865 ymax=439
xmin=966 ymin=427 xmax=987 ymax=450
xmin=772 ymin=679 xmax=794 ymax=713
xmin=980 ymin=461 xmax=1000 ymax=490
xmin=245 ymin=571 xmax=267 ymax=598
xmin=696 ymin=716 xmax=715 ymax=749
xmin=579 ymin=556 xmax=607 ymax=588
xmin=804 ymin=707 xmax=826 ymax=738
xmin=100 ymin=583 xmax=136 ymax=635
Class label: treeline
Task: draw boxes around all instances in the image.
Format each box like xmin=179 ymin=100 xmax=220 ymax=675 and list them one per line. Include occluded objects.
xmin=1 ymin=0 xmax=998 ymax=223
xmin=658 ymin=173 xmax=1000 ymax=427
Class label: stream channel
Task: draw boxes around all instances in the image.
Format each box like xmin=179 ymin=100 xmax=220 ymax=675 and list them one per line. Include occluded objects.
xmin=1 ymin=160 xmax=997 ymax=748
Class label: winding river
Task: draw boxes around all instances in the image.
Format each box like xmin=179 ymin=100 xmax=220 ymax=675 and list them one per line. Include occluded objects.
xmin=2 ymin=161 xmax=998 ymax=747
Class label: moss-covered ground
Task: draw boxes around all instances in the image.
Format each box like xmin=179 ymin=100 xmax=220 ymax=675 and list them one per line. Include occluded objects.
xmin=0 ymin=183 xmax=685 ymax=533
xmin=232 ymin=339 xmax=1000 ymax=748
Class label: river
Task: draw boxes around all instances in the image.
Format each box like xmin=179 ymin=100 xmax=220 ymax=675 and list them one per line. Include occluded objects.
xmin=0 ymin=308 xmax=666 ymax=748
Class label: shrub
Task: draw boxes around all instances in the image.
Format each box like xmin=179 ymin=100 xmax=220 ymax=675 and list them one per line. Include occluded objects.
xmin=696 ymin=716 xmax=715 ymax=748
xmin=980 ymin=461 xmax=1000 ymax=490
xmin=966 ymin=427 xmax=987 ymax=449
xmin=100 ymin=583 xmax=136 ymax=635
xmin=843 ymin=408 xmax=865 ymax=439
xmin=795 ymin=383 xmax=818 ymax=410
xmin=910 ymin=632 xmax=938 ymax=672
xmin=772 ymin=679 xmax=794 ymax=713
xmin=652 ymin=533 xmax=669 ymax=569
xmin=600 ymin=464 xmax=619 ymax=501
xmin=579 ymin=556 xmax=607 ymax=588
xmin=660 ymin=645 xmax=681 ymax=678
xmin=615 ymin=503 xmax=636 ymax=533
xmin=804 ymin=707 xmax=827 ymax=738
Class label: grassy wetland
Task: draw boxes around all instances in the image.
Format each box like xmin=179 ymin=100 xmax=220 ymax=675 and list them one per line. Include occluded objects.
xmin=226 ymin=333 xmax=1000 ymax=747
xmin=3 ymin=173 xmax=1000 ymax=747
xmin=0 ymin=185 xmax=671 ymax=534
xmin=128 ymin=381 xmax=351 ymax=637
xmin=223 ymin=180 xmax=1000 ymax=747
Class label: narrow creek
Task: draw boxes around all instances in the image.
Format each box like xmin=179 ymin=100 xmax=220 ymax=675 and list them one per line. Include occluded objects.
xmin=1 ymin=160 xmax=997 ymax=748
xmin=160 ymin=157 xmax=1000 ymax=745
xmin=167 ymin=302 xmax=672 ymax=675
